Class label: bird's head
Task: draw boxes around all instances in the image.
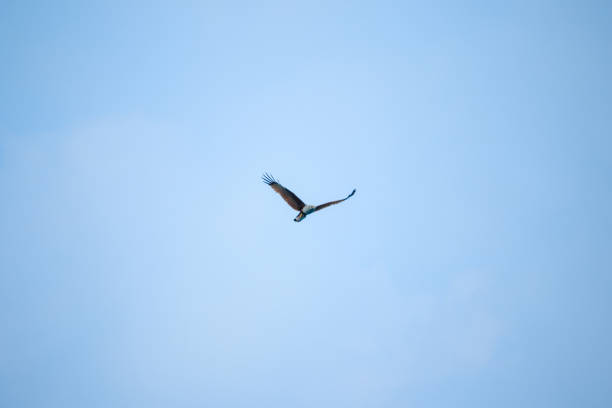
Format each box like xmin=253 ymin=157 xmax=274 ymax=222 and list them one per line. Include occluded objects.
xmin=294 ymin=212 xmax=306 ymax=222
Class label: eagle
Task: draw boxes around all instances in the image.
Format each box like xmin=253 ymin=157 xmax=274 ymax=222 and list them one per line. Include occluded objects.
xmin=262 ymin=173 xmax=356 ymax=222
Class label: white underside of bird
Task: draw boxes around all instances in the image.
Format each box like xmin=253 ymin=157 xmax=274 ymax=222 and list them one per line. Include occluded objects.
xmin=301 ymin=205 xmax=316 ymax=214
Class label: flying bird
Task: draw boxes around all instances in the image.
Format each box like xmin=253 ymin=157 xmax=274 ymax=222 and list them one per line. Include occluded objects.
xmin=262 ymin=173 xmax=356 ymax=222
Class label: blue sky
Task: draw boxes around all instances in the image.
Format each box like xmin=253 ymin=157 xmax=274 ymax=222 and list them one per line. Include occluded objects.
xmin=1 ymin=1 xmax=611 ymax=407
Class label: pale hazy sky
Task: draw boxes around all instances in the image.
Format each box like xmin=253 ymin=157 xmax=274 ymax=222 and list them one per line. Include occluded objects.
xmin=1 ymin=2 xmax=611 ymax=407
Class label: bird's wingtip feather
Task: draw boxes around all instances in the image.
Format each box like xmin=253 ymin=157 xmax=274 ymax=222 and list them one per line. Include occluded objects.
xmin=262 ymin=172 xmax=278 ymax=185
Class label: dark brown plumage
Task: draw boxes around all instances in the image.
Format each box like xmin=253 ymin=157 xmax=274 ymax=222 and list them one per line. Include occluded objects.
xmin=262 ymin=173 xmax=305 ymax=211
xmin=313 ymin=193 xmax=356 ymax=212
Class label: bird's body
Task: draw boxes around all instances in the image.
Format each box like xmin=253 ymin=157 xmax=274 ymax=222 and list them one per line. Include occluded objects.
xmin=301 ymin=205 xmax=316 ymax=214
xmin=294 ymin=205 xmax=316 ymax=222
xmin=262 ymin=173 xmax=355 ymax=222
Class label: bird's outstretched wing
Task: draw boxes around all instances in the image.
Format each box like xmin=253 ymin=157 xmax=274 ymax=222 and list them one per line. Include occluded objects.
xmin=313 ymin=189 xmax=356 ymax=212
xmin=262 ymin=173 xmax=305 ymax=211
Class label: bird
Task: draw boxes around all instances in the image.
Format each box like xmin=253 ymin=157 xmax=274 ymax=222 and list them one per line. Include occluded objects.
xmin=262 ymin=173 xmax=356 ymax=222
